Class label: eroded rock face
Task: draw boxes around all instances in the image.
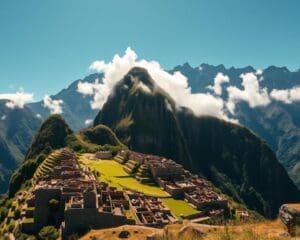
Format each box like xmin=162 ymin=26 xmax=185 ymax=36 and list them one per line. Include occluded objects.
xmin=279 ymin=204 xmax=300 ymax=235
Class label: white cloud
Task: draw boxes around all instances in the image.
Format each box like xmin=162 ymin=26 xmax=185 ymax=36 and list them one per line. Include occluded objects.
xmin=256 ymin=69 xmax=263 ymax=75
xmin=80 ymin=47 xmax=232 ymax=121
xmin=207 ymin=72 xmax=229 ymax=95
xmin=84 ymin=119 xmax=93 ymax=125
xmin=226 ymin=72 xmax=271 ymax=114
xmin=1 ymin=115 xmax=6 ymax=120
xmin=0 ymin=91 xmax=33 ymax=109
xmin=43 ymin=95 xmax=63 ymax=114
xmin=89 ymin=61 xmax=107 ymax=72
xmin=36 ymin=113 xmax=42 ymax=119
xmin=270 ymin=87 xmax=300 ymax=104
xmin=77 ymin=79 xmax=100 ymax=95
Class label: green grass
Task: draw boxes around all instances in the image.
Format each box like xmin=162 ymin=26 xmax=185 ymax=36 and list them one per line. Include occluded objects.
xmin=7 ymin=209 xmax=15 ymax=218
xmin=162 ymin=198 xmax=199 ymax=218
xmin=82 ymin=158 xmax=129 ymax=177
xmin=26 ymin=207 xmax=35 ymax=212
xmin=80 ymin=155 xmax=169 ymax=197
xmin=22 ymin=218 xmax=34 ymax=224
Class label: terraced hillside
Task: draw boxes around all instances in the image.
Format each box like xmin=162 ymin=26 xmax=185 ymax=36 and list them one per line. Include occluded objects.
xmin=135 ymin=164 xmax=154 ymax=185
xmin=114 ymin=152 xmax=155 ymax=185
xmin=32 ymin=149 xmax=74 ymax=183
xmin=123 ymin=159 xmax=139 ymax=175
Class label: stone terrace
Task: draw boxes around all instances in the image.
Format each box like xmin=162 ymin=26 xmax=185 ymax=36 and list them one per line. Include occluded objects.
xmin=115 ymin=150 xmax=228 ymax=215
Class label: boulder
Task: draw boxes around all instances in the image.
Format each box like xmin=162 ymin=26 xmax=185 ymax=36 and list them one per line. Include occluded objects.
xmin=279 ymin=204 xmax=300 ymax=235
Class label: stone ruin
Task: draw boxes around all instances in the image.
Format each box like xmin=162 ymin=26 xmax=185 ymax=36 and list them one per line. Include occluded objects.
xmin=20 ymin=148 xmax=134 ymax=238
xmin=115 ymin=150 xmax=228 ymax=217
xmin=279 ymin=204 xmax=300 ymax=236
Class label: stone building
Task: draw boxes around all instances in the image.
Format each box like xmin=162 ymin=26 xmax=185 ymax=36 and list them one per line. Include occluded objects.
xmin=94 ymin=151 xmax=113 ymax=160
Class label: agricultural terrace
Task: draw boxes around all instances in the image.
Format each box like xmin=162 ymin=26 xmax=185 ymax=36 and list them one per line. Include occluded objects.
xmin=79 ymin=154 xmax=201 ymax=218
xmin=79 ymin=154 xmax=169 ymax=197
xmin=162 ymin=198 xmax=200 ymax=218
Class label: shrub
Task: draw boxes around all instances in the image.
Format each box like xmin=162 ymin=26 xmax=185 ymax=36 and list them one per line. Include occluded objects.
xmin=7 ymin=220 xmax=15 ymax=232
xmin=14 ymin=208 xmax=21 ymax=219
xmin=48 ymin=199 xmax=60 ymax=212
xmin=38 ymin=226 xmax=59 ymax=240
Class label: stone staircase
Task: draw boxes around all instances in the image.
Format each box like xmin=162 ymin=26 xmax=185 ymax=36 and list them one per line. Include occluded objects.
xmin=114 ymin=154 xmax=127 ymax=164
xmin=135 ymin=164 xmax=155 ymax=185
xmin=123 ymin=160 xmax=139 ymax=175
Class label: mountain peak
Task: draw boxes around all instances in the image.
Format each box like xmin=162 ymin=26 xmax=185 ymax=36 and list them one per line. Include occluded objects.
xmin=123 ymin=67 xmax=156 ymax=90
xmin=26 ymin=114 xmax=73 ymax=160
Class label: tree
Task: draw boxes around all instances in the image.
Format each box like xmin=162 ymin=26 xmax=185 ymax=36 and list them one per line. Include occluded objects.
xmin=14 ymin=208 xmax=21 ymax=219
xmin=48 ymin=199 xmax=59 ymax=212
xmin=38 ymin=226 xmax=59 ymax=240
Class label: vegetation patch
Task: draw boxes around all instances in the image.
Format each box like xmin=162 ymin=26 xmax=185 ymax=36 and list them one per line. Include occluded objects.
xmin=80 ymin=155 xmax=169 ymax=197
xmin=161 ymin=198 xmax=199 ymax=218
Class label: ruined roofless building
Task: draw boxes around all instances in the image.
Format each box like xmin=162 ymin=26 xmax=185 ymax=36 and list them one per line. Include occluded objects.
xmin=94 ymin=151 xmax=113 ymax=160
xmin=83 ymin=189 xmax=98 ymax=208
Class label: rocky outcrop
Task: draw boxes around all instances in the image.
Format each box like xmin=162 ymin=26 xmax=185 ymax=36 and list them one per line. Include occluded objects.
xmin=279 ymin=204 xmax=300 ymax=235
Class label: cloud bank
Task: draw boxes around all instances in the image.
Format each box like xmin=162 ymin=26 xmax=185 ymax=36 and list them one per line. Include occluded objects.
xmin=270 ymin=87 xmax=300 ymax=104
xmin=43 ymin=95 xmax=63 ymax=114
xmin=207 ymin=73 xmax=229 ymax=95
xmin=0 ymin=91 xmax=33 ymax=109
xmin=226 ymin=73 xmax=270 ymax=114
xmin=78 ymin=48 xmax=300 ymax=123
xmin=79 ymin=48 xmax=231 ymax=121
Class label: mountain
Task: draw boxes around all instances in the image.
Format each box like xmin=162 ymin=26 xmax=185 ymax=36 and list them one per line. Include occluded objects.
xmin=94 ymin=67 xmax=190 ymax=167
xmin=8 ymin=114 xmax=123 ymax=197
xmin=27 ymin=73 xmax=102 ymax=131
xmin=8 ymin=114 xmax=73 ymax=196
xmin=172 ymin=63 xmax=300 ymax=187
xmin=0 ymin=73 xmax=102 ymax=194
xmin=25 ymin=114 xmax=74 ymax=160
xmin=0 ymin=101 xmax=41 ymax=193
xmin=94 ymin=67 xmax=300 ymax=218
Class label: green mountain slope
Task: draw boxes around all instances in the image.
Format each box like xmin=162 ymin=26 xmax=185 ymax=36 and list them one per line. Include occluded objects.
xmin=172 ymin=63 xmax=300 ymax=188
xmin=94 ymin=67 xmax=300 ymax=218
xmin=94 ymin=67 xmax=191 ymax=168
xmin=25 ymin=114 xmax=73 ymax=160
xmin=0 ymin=101 xmax=41 ymax=193
xmin=8 ymin=115 xmax=123 ymax=197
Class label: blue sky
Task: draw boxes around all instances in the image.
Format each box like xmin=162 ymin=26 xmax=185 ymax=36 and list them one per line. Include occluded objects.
xmin=0 ymin=0 xmax=300 ymax=100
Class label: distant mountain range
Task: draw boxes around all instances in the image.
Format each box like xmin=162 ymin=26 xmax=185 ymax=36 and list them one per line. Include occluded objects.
xmin=27 ymin=73 xmax=102 ymax=132
xmin=0 ymin=74 xmax=101 ymax=193
xmin=172 ymin=63 xmax=300 ymax=187
xmin=1 ymin=63 xmax=300 ymax=194
xmin=0 ymin=101 xmax=40 ymax=192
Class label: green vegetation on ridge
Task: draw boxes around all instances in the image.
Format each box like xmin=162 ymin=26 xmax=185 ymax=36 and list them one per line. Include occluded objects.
xmin=8 ymin=115 xmax=125 ymax=197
